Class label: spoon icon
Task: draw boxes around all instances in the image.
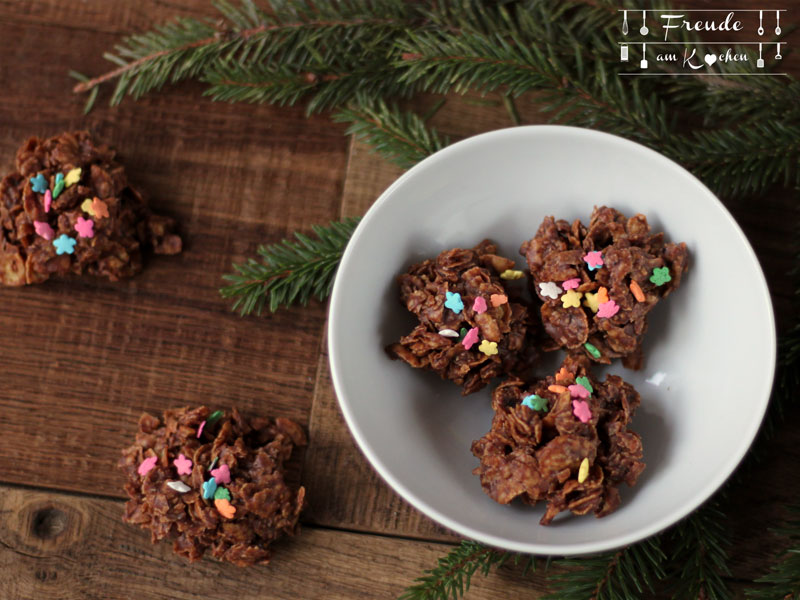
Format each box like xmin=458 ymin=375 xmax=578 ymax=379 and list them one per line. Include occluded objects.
xmin=775 ymin=11 xmax=781 ymax=36
xmin=776 ymin=42 xmax=782 ymax=60
xmin=640 ymin=10 xmax=649 ymax=35
xmin=758 ymin=11 xmax=764 ymax=36
xmin=622 ymin=10 xmax=629 ymax=35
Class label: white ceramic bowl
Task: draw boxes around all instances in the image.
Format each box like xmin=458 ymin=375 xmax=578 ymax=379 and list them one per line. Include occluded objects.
xmin=328 ymin=125 xmax=775 ymax=555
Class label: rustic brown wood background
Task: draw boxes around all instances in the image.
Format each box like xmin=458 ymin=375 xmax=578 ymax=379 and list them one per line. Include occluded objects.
xmin=0 ymin=1 xmax=797 ymax=598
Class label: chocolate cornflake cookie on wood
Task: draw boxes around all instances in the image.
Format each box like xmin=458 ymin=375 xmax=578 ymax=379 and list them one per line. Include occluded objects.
xmin=0 ymin=131 xmax=181 ymax=285
xmin=520 ymin=206 xmax=689 ymax=369
xmin=387 ymin=240 xmax=538 ymax=395
xmin=119 ymin=406 xmax=306 ymax=566
xmin=471 ymin=354 xmax=644 ymax=525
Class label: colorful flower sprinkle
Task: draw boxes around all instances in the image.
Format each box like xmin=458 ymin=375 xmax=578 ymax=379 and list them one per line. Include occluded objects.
xmin=137 ymin=456 xmax=157 ymax=477
xmin=538 ymin=281 xmax=562 ymax=299
xmin=207 ymin=410 xmax=224 ymax=425
xmin=64 ymin=168 xmax=81 ymax=188
xmin=214 ymin=498 xmax=236 ymax=519
xmin=584 ymin=342 xmax=601 ymax=359
xmin=173 ymin=453 xmax=193 ymax=475
xmin=561 ymin=278 xmax=581 ymax=291
xmin=202 ymin=478 xmax=218 ymax=500
xmin=213 ymin=486 xmax=231 ymax=501
xmin=650 ymin=267 xmax=671 ymax=286
xmin=500 ymin=269 xmax=524 ymax=280
xmin=211 ymin=463 xmax=231 ymax=485
xmin=629 ymin=280 xmax=646 ymax=302
xmin=560 ymin=289 xmax=582 ymax=309
xmin=91 ymin=198 xmax=109 ymax=219
xmin=196 ymin=420 xmax=206 ymax=438
xmin=44 ymin=189 xmax=52 ymax=213
xmin=439 ymin=329 xmax=459 ymax=338
xmin=597 ymin=300 xmax=620 ymax=319
xmin=556 ymin=367 xmax=571 ymax=383
xmin=597 ymin=287 xmax=609 ymax=304
xmin=52 ymin=234 xmax=76 ymax=255
xmin=583 ymin=251 xmax=604 ymax=270
xmin=81 ymin=198 xmax=95 ymax=216
xmin=462 ymin=327 xmax=479 ymax=350
xmin=458 ymin=327 xmax=468 ymax=340
xmin=548 ymin=385 xmax=567 ymax=394
xmin=30 ymin=174 xmax=48 ymax=194
xmin=568 ymin=383 xmax=590 ymax=399
xmin=583 ymin=292 xmax=599 ymax=313
xmin=444 ymin=291 xmax=464 ymax=314
xmin=490 ymin=293 xmax=508 ymax=307
xmin=522 ymin=394 xmax=548 ymax=412
xmin=33 ymin=220 xmax=54 ymax=241
xmin=478 ymin=340 xmax=498 ymax=356
xmin=52 ymin=173 xmax=65 ymax=199
xmin=575 ymin=376 xmax=593 ymax=395
xmin=166 ymin=481 xmax=191 ymax=493
xmin=572 ymin=400 xmax=592 ymax=423
xmin=472 ymin=296 xmax=487 ymax=314
xmin=74 ymin=216 xmax=94 ymax=238
xmin=577 ymin=458 xmax=589 ymax=483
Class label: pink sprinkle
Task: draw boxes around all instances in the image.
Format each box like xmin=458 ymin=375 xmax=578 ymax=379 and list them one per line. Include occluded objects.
xmin=597 ymin=300 xmax=620 ymax=318
xmin=462 ymin=327 xmax=479 ymax=350
xmin=211 ymin=463 xmax=231 ymax=485
xmin=44 ymin=189 xmax=52 ymax=213
xmin=562 ymin=278 xmax=581 ymax=290
xmin=33 ymin=220 xmax=55 ymax=241
xmin=197 ymin=420 xmax=206 ymax=438
xmin=583 ymin=251 xmax=604 ymax=269
xmin=472 ymin=297 xmax=487 ymax=314
xmin=572 ymin=400 xmax=592 ymax=423
xmin=173 ymin=453 xmax=193 ymax=476
xmin=568 ymin=384 xmax=590 ymax=399
xmin=75 ymin=216 xmax=94 ymax=238
xmin=138 ymin=456 xmax=157 ymax=477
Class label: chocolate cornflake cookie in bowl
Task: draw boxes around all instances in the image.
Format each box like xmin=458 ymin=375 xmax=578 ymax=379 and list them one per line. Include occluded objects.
xmin=387 ymin=240 xmax=538 ymax=395
xmin=520 ymin=206 xmax=688 ymax=369
xmin=471 ymin=354 xmax=644 ymax=525
xmin=0 ymin=130 xmax=181 ymax=286
xmin=119 ymin=406 xmax=306 ymax=566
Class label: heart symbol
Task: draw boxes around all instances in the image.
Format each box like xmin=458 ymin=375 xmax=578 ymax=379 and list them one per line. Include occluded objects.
xmin=704 ymin=53 xmax=717 ymax=66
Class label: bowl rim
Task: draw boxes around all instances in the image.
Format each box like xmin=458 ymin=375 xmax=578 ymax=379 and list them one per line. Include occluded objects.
xmin=328 ymin=124 xmax=776 ymax=555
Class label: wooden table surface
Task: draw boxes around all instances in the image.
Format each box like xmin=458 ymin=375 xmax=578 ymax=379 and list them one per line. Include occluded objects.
xmin=0 ymin=1 xmax=797 ymax=598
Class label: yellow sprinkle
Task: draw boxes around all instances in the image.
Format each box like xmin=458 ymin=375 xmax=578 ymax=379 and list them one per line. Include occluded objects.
xmin=578 ymin=458 xmax=589 ymax=483
xmin=500 ymin=269 xmax=524 ymax=280
xmin=81 ymin=198 xmax=95 ymax=216
xmin=560 ymin=289 xmax=582 ymax=309
xmin=478 ymin=340 xmax=498 ymax=356
xmin=583 ymin=292 xmax=600 ymax=313
xmin=64 ymin=167 xmax=82 ymax=188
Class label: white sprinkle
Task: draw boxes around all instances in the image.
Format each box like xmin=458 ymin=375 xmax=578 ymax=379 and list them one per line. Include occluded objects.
xmin=646 ymin=372 xmax=667 ymax=386
xmin=538 ymin=281 xmax=562 ymax=299
xmin=166 ymin=481 xmax=191 ymax=493
xmin=439 ymin=329 xmax=460 ymax=338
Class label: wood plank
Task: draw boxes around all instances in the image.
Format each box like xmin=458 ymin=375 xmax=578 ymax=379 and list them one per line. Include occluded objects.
xmin=0 ymin=7 xmax=349 ymax=497
xmin=0 ymin=484 xmax=553 ymax=600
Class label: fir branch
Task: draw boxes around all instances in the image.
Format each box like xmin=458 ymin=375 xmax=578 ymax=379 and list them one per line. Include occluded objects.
xmin=219 ymin=217 xmax=359 ymax=315
xmin=667 ymin=499 xmax=733 ymax=600
xmin=746 ymin=505 xmax=800 ymax=600
xmin=398 ymin=541 xmax=512 ymax=600
xmin=332 ymin=98 xmax=449 ymax=169
xmin=544 ymin=537 xmax=666 ymax=600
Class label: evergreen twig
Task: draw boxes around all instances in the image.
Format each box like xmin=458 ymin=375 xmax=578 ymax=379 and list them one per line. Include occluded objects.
xmin=219 ymin=217 xmax=359 ymax=315
xmin=746 ymin=505 xmax=800 ymax=600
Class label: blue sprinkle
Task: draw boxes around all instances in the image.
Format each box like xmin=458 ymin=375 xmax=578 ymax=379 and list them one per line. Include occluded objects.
xmin=444 ymin=291 xmax=464 ymax=314
xmin=202 ymin=478 xmax=217 ymax=499
xmin=30 ymin=174 xmax=48 ymax=194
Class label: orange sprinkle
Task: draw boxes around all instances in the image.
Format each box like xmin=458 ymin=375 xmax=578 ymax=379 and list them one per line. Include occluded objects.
xmin=548 ymin=385 xmax=568 ymax=394
xmin=597 ymin=286 xmax=609 ymax=304
xmin=490 ymin=293 xmax=508 ymax=307
xmin=556 ymin=367 xmax=571 ymax=383
xmin=214 ymin=498 xmax=236 ymax=519
xmin=629 ymin=280 xmax=646 ymax=302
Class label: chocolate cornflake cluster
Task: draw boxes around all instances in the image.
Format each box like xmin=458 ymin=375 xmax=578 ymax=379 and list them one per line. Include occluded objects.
xmin=0 ymin=130 xmax=181 ymax=286
xmin=471 ymin=354 xmax=644 ymax=525
xmin=119 ymin=406 xmax=306 ymax=566
xmin=387 ymin=240 xmax=537 ymax=395
xmin=520 ymin=206 xmax=689 ymax=369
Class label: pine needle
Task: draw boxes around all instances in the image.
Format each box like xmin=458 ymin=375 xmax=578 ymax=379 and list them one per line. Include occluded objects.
xmin=746 ymin=505 xmax=800 ymax=599
xmin=219 ymin=217 xmax=360 ymax=315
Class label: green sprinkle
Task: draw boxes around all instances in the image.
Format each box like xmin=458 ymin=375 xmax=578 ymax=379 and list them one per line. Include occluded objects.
xmin=207 ymin=410 xmax=224 ymax=425
xmin=458 ymin=327 xmax=468 ymax=340
xmin=649 ymin=266 xmax=671 ymax=286
xmin=207 ymin=457 xmax=218 ymax=472
xmin=52 ymin=173 xmax=65 ymax=199
xmin=214 ymin=486 xmax=231 ymax=501
xmin=521 ymin=394 xmax=548 ymax=412
xmin=584 ymin=343 xmax=602 ymax=359
xmin=575 ymin=376 xmax=593 ymax=395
